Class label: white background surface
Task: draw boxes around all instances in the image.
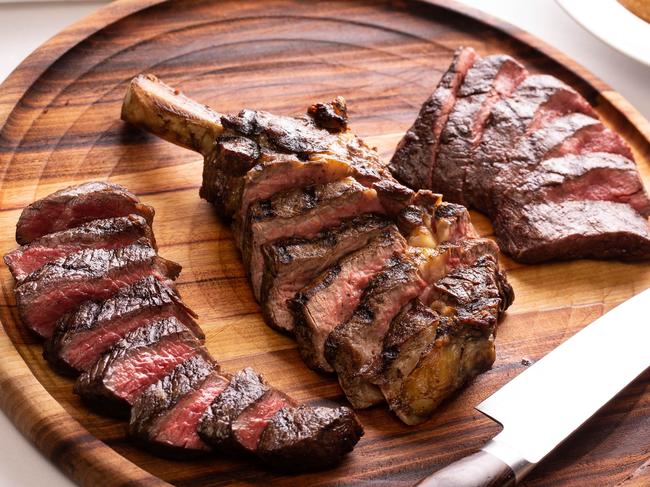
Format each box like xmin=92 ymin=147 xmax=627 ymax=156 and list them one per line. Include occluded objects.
xmin=0 ymin=1 xmax=648 ymax=486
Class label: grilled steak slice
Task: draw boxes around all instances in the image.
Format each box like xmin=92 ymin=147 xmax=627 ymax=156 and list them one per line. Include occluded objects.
xmin=15 ymin=182 xmax=154 ymax=245
xmin=44 ymin=276 xmax=202 ymax=375
xmin=232 ymin=389 xmax=297 ymax=453
xmin=198 ymin=368 xmax=270 ymax=449
xmin=15 ymin=240 xmax=181 ymax=338
xmin=257 ymin=405 xmax=363 ymax=471
xmin=244 ymin=177 xmax=383 ymax=301
xmin=261 ymin=214 xmax=392 ymax=333
xmin=324 ymin=248 xmax=450 ymax=408
xmin=495 ymin=200 xmax=650 ymax=262
xmin=129 ymin=354 xmax=228 ymax=456
xmin=432 ymin=54 xmax=527 ymax=204
xmin=389 ymin=47 xmax=478 ymax=189
xmin=292 ymin=226 xmax=408 ymax=372
xmin=75 ymin=318 xmax=207 ymax=416
xmin=378 ymin=256 xmax=512 ymax=424
xmin=5 ymin=215 xmax=155 ymax=283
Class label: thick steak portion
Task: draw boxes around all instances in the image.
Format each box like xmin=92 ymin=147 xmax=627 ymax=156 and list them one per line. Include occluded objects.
xmin=495 ymin=200 xmax=650 ymax=262
xmin=74 ymin=319 xmax=206 ymax=416
xmin=15 ymin=182 xmax=154 ymax=244
xmin=389 ymin=47 xmax=478 ymax=189
xmin=231 ymin=389 xmax=296 ymax=453
xmin=432 ymin=54 xmax=527 ymax=204
xmin=324 ymin=250 xmax=437 ymax=408
xmin=198 ymin=368 xmax=270 ymax=449
xmin=292 ymin=226 xmax=407 ymax=372
xmin=129 ymin=354 xmax=228 ymax=455
xmin=5 ymin=215 xmax=155 ymax=282
xmin=257 ymin=405 xmax=363 ymax=471
xmin=15 ymin=240 xmax=181 ymax=338
xmin=44 ymin=276 xmax=202 ymax=375
xmin=260 ymin=214 xmax=392 ymax=333
xmin=244 ymin=177 xmax=383 ymax=300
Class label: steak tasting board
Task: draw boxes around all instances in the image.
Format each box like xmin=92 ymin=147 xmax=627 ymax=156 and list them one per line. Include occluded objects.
xmin=0 ymin=1 xmax=649 ymax=485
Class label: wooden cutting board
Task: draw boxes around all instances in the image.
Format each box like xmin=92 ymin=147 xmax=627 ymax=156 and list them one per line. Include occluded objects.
xmin=0 ymin=1 xmax=648 ymax=485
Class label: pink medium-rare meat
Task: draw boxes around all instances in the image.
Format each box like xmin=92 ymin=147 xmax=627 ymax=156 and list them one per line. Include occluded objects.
xmin=14 ymin=240 xmax=181 ymax=338
xmin=44 ymin=276 xmax=201 ymax=375
xmin=15 ymin=182 xmax=154 ymax=245
xmin=5 ymin=215 xmax=155 ymax=282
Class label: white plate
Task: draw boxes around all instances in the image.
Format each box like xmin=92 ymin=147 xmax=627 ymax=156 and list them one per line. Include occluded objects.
xmin=556 ymin=0 xmax=650 ymax=66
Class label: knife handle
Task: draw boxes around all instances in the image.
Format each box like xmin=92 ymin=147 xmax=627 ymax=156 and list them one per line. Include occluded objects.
xmin=414 ymin=439 xmax=534 ymax=487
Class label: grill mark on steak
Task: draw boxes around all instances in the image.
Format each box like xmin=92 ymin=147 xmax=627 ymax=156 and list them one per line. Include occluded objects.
xmin=4 ymin=215 xmax=155 ymax=283
xmin=389 ymin=47 xmax=478 ymax=190
xmin=14 ymin=240 xmax=181 ymax=338
xmin=257 ymin=405 xmax=364 ymax=471
xmin=198 ymin=367 xmax=270 ymax=449
xmin=292 ymin=226 xmax=407 ymax=372
xmin=129 ymin=354 xmax=227 ymax=456
xmin=232 ymin=389 xmax=296 ymax=453
xmin=245 ymin=177 xmax=384 ymax=301
xmin=44 ymin=276 xmax=202 ymax=375
xmin=15 ymin=182 xmax=154 ymax=245
xmin=495 ymin=199 xmax=650 ymax=262
xmin=74 ymin=319 xmax=207 ymax=416
xmin=432 ymin=54 xmax=527 ymax=204
xmin=260 ymin=214 xmax=392 ymax=333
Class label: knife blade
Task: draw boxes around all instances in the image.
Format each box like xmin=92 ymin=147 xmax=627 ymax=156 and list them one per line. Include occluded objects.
xmin=415 ymin=288 xmax=650 ymax=487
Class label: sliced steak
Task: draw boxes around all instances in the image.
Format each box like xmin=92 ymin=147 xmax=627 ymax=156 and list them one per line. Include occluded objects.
xmin=495 ymin=199 xmax=650 ymax=262
xmin=44 ymin=276 xmax=202 ymax=375
xmin=244 ymin=177 xmax=383 ymax=300
xmin=129 ymin=354 xmax=227 ymax=456
xmin=198 ymin=368 xmax=270 ymax=449
xmin=14 ymin=240 xmax=181 ymax=338
xmin=292 ymin=226 xmax=407 ymax=372
xmin=432 ymin=54 xmax=527 ymax=204
xmin=260 ymin=214 xmax=392 ymax=333
xmin=232 ymin=389 xmax=297 ymax=453
xmin=15 ymin=182 xmax=154 ymax=244
xmin=522 ymin=153 xmax=650 ymax=216
xmin=257 ymin=405 xmax=363 ymax=471
xmin=74 ymin=318 xmax=207 ymax=416
xmin=389 ymin=46 xmax=478 ymax=189
xmin=324 ymin=249 xmax=444 ymax=408
xmin=5 ymin=215 xmax=155 ymax=283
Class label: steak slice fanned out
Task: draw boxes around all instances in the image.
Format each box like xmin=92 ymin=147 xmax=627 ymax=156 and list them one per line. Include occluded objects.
xmin=44 ymin=276 xmax=202 ymax=375
xmin=74 ymin=318 xmax=207 ymax=416
xmin=15 ymin=182 xmax=155 ymax=245
xmin=377 ymin=256 xmax=512 ymax=425
xmin=261 ymin=214 xmax=392 ymax=333
xmin=432 ymin=54 xmax=527 ymax=204
xmin=389 ymin=46 xmax=478 ymax=190
xmin=244 ymin=177 xmax=383 ymax=301
xmin=129 ymin=354 xmax=228 ymax=456
xmin=324 ymin=248 xmax=449 ymax=409
xmin=15 ymin=240 xmax=181 ymax=338
xmin=231 ymin=389 xmax=297 ymax=453
xmin=495 ymin=200 xmax=650 ymax=262
xmin=198 ymin=368 xmax=270 ymax=449
xmin=5 ymin=215 xmax=155 ymax=283
xmin=257 ymin=405 xmax=364 ymax=471
xmin=292 ymin=226 xmax=408 ymax=372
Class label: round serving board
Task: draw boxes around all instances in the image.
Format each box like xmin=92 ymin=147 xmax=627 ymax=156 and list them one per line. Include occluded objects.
xmin=0 ymin=1 xmax=649 ymax=485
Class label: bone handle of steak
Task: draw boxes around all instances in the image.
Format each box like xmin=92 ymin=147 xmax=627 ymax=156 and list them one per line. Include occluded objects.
xmin=121 ymin=74 xmax=223 ymax=156
xmin=414 ymin=439 xmax=535 ymax=487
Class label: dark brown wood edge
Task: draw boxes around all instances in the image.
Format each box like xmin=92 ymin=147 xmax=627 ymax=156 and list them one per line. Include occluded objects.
xmin=0 ymin=1 xmax=648 ymax=487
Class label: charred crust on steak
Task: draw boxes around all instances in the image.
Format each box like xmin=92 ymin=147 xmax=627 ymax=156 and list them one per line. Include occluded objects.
xmin=257 ymin=405 xmax=363 ymax=471
xmin=307 ymin=96 xmax=348 ymax=132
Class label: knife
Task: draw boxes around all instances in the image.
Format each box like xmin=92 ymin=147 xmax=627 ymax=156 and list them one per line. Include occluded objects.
xmin=415 ymin=288 xmax=650 ymax=487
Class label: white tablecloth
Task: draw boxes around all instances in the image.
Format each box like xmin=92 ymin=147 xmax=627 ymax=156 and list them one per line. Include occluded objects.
xmin=0 ymin=1 xmax=648 ymax=485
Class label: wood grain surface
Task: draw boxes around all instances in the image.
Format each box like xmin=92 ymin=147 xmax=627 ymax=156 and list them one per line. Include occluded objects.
xmin=0 ymin=1 xmax=648 ymax=485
